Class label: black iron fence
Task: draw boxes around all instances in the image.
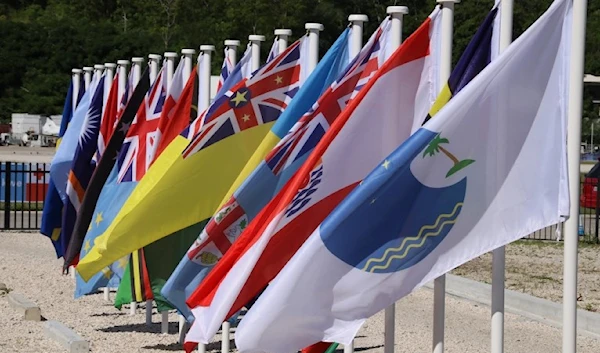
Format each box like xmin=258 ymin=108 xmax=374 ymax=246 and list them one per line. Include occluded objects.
xmin=0 ymin=162 xmax=598 ymax=242
xmin=525 ymin=177 xmax=599 ymax=242
xmin=1 ymin=162 xmax=50 ymax=230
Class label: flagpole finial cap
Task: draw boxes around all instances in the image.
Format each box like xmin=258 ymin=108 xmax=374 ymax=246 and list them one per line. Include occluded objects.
xmin=387 ymin=6 xmax=409 ymax=15
xmin=348 ymin=14 xmax=369 ymax=23
xmin=131 ymin=57 xmax=145 ymax=64
xmin=274 ymin=29 xmax=292 ymax=37
xmin=248 ymin=35 xmax=266 ymax=42
xmin=72 ymin=68 xmax=83 ymax=74
xmin=148 ymin=54 xmax=162 ymax=62
xmin=182 ymin=48 xmax=197 ymax=56
xmin=83 ymin=66 xmax=94 ymax=72
xmin=305 ymin=23 xmax=324 ymax=32
xmin=224 ymin=39 xmax=241 ymax=47
xmin=104 ymin=63 xmax=117 ymax=69
xmin=199 ymin=45 xmax=215 ymax=52
xmin=117 ymin=59 xmax=130 ymax=66
xmin=164 ymin=52 xmax=178 ymax=59
xmin=93 ymin=64 xmax=105 ymax=70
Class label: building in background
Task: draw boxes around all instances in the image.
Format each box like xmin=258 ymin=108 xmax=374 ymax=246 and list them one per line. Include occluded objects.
xmin=10 ymin=113 xmax=60 ymax=147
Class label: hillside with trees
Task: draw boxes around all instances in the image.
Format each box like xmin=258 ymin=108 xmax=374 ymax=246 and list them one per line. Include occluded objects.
xmin=0 ymin=0 xmax=598 ymax=138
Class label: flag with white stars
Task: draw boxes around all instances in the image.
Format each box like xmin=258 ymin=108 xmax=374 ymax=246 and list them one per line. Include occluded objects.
xmin=64 ymin=68 xmax=151 ymax=277
xmin=47 ymin=74 xmax=100 ymax=257
xmin=75 ymin=34 xmax=312 ymax=283
xmin=72 ymin=66 xmax=168 ymax=296
xmin=163 ymin=28 xmax=352 ymax=323
xmin=163 ymin=19 xmax=386 ymax=324
xmin=60 ymin=74 xmax=106 ymax=266
xmin=42 ymin=78 xmax=87 ymax=257
xmin=184 ymin=8 xmax=443 ymax=347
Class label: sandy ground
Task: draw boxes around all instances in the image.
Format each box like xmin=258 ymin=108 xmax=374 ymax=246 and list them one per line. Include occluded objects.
xmin=2 ymin=232 xmax=600 ymax=353
xmin=452 ymin=240 xmax=600 ymax=312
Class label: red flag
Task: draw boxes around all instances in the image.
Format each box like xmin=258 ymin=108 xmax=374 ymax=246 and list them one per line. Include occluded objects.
xmin=155 ymin=67 xmax=197 ymax=158
xmin=97 ymin=73 xmax=120 ymax=160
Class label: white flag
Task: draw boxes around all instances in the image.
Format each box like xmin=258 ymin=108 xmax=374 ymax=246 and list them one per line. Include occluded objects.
xmin=234 ymin=0 xmax=571 ymax=351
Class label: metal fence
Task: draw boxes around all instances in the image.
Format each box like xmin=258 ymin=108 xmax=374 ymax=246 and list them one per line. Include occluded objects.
xmin=1 ymin=162 xmax=50 ymax=230
xmin=525 ymin=177 xmax=599 ymax=242
xmin=0 ymin=162 xmax=598 ymax=242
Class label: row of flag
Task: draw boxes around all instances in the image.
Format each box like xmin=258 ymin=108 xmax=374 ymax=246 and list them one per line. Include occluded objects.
xmin=41 ymin=0 xmax=573 ymax=351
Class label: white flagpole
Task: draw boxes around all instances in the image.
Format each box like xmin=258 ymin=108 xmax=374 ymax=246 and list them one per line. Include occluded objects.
xmin=225 ymin=40 xmax=241 ymax=66
xmin=564 ymin=0 xmax=587 ymax=352
xmin=274 ymin=29 xmax=292 ymax=53
xmin=182 ymin=49 xmax=196 ymax=79
xmin=68 ymin=67 xmax=83 ymax=280
xmin=128 ymin=56 xmax=143 ymax=316
xmin=131 ymin=57 xmax=144 ymax=89
xmin=348 ymin=14 xmax=368 ymax=58
xmin=384 ymin=8 xmax=408 ymax=353
xmin=433 ymin=1 xmax=458 ymax=353
xmin=155 ymin=50 xmax=180 ymax=334
xmin=175 ymin=46 xmax=213 ymax=353
xmin=83 ymin=67 xmax=93 ymax=90
xmin=116 ymin=60 xmax=130 ymax=104
xmin=343 ymin=14 xmax=369 ymax=353
xmin=101 ymin=63 xmax=116 ymax=303
xmin=305 ymin=23 xmax=324 ymax=73
xmin=71 ymin=69 xmax=82 ymax=111
xmin=164 ymin=52 xmax=178 ymax=90
xmin=199 ymin=45 xmax=215 ymax=113
xmin=491 ymin=1 xmax=513 ymax=352
xmin=104 ymin=63 xmax=117 ymax=114
xmin=143 ymin=55 xmax=161 ymax=327
xmin=148 ymin=54 xmax=162 ymax=84
xmin=93 ymin=64 xmax=105 ymax=82
xmin=249 ymin=35 xmax=266 ymax=72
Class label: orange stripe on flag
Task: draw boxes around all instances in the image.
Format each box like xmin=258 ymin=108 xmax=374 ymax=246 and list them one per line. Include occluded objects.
xmin=67 ymin=172 xmax=85 ymax=201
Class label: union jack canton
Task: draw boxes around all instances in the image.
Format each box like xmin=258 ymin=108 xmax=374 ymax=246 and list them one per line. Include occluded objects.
xmin=182 ymin=38 xmax=304 ymax=158
xmin=116 ymin=66 xmax=167 ymax=182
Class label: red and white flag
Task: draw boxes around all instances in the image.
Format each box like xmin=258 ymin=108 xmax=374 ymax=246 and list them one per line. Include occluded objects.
xmin=183 ymin=8 xmax=442 ymax=348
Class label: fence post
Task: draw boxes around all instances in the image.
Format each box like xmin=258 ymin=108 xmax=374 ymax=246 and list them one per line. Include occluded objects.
xmin=4 ymin=162 xmax=11 ymax=229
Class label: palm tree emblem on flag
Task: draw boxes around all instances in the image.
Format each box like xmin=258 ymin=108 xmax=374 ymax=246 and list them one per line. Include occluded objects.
xmin=422 ymin=134 xmax=475 ymax=177
xmin=321 ymin=129 xmax=470 ymax=274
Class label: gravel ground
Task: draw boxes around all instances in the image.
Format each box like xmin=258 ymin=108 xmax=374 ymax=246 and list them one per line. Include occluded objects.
xmin=2 ymin=232 xmax=600 ymax=353
xmin=452 ymin=240 xmax=600 ymax=312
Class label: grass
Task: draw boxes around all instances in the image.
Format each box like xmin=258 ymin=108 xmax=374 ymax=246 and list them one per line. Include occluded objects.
xmin=0 ymin=202 xmax=43 ymax=211
xmin=515 ymin=238 xmax=600 ymax=248
xmin=529 ymin=274 xmax=560 ymax=283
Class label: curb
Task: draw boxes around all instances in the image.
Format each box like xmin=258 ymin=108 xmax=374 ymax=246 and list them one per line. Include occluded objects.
xmin=423 ymin=274 xmax=600 ymax=339
xmin=7 ymin=292 xmax=41 ymax=321
xmin=44 ymin=320 xmax=89 ymax=353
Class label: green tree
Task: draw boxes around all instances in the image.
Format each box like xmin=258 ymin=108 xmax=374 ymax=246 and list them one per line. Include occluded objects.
xmin=0 ymin=0 xmax=598 ymax=128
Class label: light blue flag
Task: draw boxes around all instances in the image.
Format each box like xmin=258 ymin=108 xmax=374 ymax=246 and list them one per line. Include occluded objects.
xmin=162 ymin=28 xmax=352 ymax=322
xmin=42 ymin=80 xmax=75 ymax=257
xmin=47 ymin=76 xmax=99 ymax=256
xmin=74 ymin=167 xmax=133 ymax=298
